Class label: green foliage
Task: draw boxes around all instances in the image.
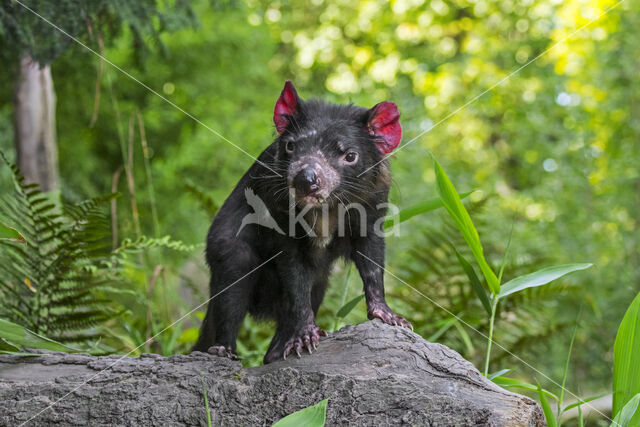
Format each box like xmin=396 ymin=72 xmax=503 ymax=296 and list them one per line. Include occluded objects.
xmin=613 ymin=292 xmax=640 ymax=424
xmin=0 ymin=151 xmax=128 ymax=345
xmin=0 ymin=0 xmax=196 ymax=64
xmin=272 ymin=398 xmax=328 ymax=427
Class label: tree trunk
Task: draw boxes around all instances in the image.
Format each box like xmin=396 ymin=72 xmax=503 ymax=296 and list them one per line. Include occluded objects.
xmin=13 ymin=54 xmax=59 ymax=191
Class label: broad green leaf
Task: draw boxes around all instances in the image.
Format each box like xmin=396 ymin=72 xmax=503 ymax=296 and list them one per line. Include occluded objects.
xmin=537 ymin=381 xmax=558 ymax=427
xmin=452 ymin=245 xmax=491 ymax=316
xmin=0 ymin=319 xmax=79 ymax=352
xmin=383 ymin=192 xmax=473 ymax=229
xmin=498 ymin=264 xmax=593 ymax=299
xmin=272 ymin=398 xmax=328 ymax=427
xmin=491 ymin=376 xmax=558 ymax=401
xmin=613 ymin=292 xmax=640 ymax=424
xmin=564 ymin=393 xmax=611 ymax=411
xmin=611 ymin=393 xmax=640 ymax=427
xmin=433 ymin=159 xmax=499 ymax=295
xmin=336 ymin=294 xmax=365 ymax=318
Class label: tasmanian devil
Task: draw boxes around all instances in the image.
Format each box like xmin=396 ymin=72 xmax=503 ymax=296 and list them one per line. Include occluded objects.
xmin=192 ymin=81 xmax=411 ymax=364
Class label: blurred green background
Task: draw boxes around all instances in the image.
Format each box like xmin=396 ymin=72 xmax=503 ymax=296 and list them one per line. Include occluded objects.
xmin=1 ymin=0 xmax=638 ymax=422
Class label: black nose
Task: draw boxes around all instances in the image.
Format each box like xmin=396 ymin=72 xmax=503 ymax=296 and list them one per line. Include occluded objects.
xmin=293 ymin=168 xmax=320 ymax=196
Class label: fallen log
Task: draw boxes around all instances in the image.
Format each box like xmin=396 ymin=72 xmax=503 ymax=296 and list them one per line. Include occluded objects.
xmin=0 ymin=320 xmax=544 ymax=426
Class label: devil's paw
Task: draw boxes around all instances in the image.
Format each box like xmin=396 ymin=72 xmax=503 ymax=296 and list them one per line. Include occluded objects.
xmin=368 ymin=302 xmax=413 ymax=330
xmin=264 ymin=324 xmax=327 ymax=363
xmin=207 ymin=345 xmax=239 ymax=360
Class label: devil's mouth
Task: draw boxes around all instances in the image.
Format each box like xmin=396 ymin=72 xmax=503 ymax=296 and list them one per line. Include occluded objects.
xmin=290 ymin=187 xmax=330 ymax=207
xmin=301 ymin=194 xmax=327 ymax=206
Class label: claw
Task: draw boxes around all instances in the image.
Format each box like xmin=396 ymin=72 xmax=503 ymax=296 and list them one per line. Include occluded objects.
xmin=296 ymin=349 xmax=301 ymax=358
xmin=313 ymin=342 xmax=317 ymax=350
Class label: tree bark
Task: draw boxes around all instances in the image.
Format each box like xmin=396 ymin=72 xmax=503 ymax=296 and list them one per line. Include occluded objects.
xmin=0 ymin=320 xmax=544 ymax=426
xmin=13 ymin=54 xmax=59 ymax=191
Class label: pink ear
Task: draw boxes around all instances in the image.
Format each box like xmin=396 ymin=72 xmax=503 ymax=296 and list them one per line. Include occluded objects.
xmin=367 ymin=101 xmax=402 ymax=154
xmin=273 ymin=81 xmax=300 ymax=134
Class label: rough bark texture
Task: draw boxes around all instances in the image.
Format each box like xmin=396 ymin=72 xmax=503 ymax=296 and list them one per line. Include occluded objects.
xmin=0 ymin=321 xmax=544 ymax=426
xmin=13 ymin=54 xmax=59 ymax=191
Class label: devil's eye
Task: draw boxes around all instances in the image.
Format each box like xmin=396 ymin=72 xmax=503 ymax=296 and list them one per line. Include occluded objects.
xmin=285 ymin=140 xmax=294 ymax=154
xmin=344 ymin=152 xmax=358 ymax=164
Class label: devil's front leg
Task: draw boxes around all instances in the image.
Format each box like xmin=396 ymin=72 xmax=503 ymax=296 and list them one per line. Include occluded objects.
xmin=263 ymin=257 xmax=326 ymax=364
xmin=352 ymin=234 xmax=412 ymax=329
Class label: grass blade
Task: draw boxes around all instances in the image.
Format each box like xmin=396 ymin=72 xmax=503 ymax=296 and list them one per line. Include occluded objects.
xmin=537 ymin=381 xmax=558 ymax=427
xmin=433 ymin=158 xmax=499 ymax=295
xmin=201 ymin=376 xmax=213 ymax=427
xmin=492 ymin=376 xmax=559 ymax=401
xmin=336 ymin=294 xmax=365 ymax=319
xmin=564 ymin=392 xmax=612 ymax=412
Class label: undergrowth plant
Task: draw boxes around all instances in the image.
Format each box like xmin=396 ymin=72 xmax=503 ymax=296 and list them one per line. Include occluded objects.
xmin=0 ymin=151 xmax=197 ymax=352
xmin=0 ymin=151 xmax=128 ymax=346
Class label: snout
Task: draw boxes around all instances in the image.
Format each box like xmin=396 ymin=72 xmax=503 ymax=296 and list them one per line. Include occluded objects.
xmin=293 ymin=168 xmax=320 ymax=197
xmin=289 ymin=153 xmax=339 ymax=206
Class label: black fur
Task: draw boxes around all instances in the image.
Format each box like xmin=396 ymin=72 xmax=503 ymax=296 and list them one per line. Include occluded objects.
xmin=192 ymin=94 xmax=410 ymax=364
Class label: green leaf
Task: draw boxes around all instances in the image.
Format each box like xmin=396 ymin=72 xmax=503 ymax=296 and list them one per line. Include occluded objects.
xmin=498 ymin=264 xmax=593 ymax=299
xmin=537 ymin=381 xmax=558 ymax=427
xmin=491 ymin=376 xmax=558 ymax=401
xmin=336 ymin=294 xmax=365 ymax=319
xmin=272 ymin=398 xmax=329 ymax=427
xmin=0 ymin=319 xmax=80 ymax=352
xmin=611 ymin=393 xmax=640 ymax=427
xmin=452 ymin=245 xmax=491 ymax=316
xmin=613 ymin=292 xmax=640 ymax=424
xmin=383 ymin=192 xmax=473 ymax=229
xmin=433 ymin=158 xmax=499 ymax=295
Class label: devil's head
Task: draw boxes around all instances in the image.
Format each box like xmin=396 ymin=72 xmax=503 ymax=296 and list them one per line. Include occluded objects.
xmin=272 ymin=81 xmax=402 ymax=208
